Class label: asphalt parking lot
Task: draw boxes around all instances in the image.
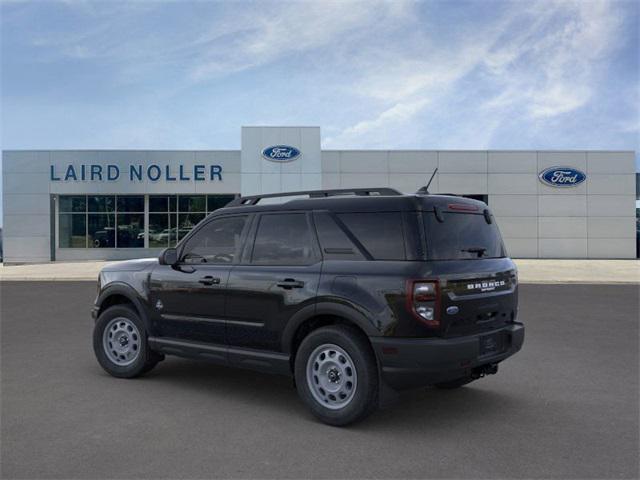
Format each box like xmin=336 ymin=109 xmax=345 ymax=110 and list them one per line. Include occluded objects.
xmin=1 ymin=282 xmax=638 ymax=479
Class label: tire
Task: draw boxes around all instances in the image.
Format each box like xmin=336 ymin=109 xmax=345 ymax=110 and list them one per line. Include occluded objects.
xmin=93 ymin=304 xmax=161 ymax=378
xmin=434 ymin=376 xmax=475 ymax=389
xmin=294 ymin=325 xmax=378 ymax=426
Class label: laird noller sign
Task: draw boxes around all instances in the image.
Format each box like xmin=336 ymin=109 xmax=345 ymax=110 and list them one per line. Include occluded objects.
xmin=50 ymin=163 xmax=223 ymax=182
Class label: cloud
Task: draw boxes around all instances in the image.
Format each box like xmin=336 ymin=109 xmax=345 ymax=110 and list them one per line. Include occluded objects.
xmin=325 ymin=0 xmax=629 ymax=147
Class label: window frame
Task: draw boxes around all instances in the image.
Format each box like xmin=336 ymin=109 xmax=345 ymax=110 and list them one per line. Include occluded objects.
xmin=176 ymin=213 xmax=252 ymax=266
xmin=244 ymin=211 xmax=321 ymax=267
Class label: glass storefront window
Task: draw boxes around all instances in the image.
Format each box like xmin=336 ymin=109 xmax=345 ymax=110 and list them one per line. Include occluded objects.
xmin=207 ymin=194 xmax=235 ymax=212
xmin=59 ymin=196 xmax=86 ymax=213
xmin=88 ymin=196 xmax=115 ymax=212
xmin=117 ymin=196 xmax=144 ymax=212
xmin=149 ymin=195 xmax=168 ymax=212
xmin=179 ymin=195 xmax=206 ymax=213
xmin=149 ymin=213 xmax=171 ymax=248
xmin=59 ymin=214 xmax=86 ymax=247
xmin=88 ymin=213 xmax=116 ymax=248
xmin=58 ymin=194 xmax=238 ymax=249
xmin=117 ymin=213 xmax=144 ymax=248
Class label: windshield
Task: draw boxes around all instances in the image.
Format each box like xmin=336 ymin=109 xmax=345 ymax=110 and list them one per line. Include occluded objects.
xmin=423 ymin=212 xmax=506 ymax=260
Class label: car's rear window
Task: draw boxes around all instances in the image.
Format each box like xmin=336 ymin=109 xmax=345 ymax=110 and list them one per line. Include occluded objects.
xmin=423 ymin=212 xmax=505 ymax=260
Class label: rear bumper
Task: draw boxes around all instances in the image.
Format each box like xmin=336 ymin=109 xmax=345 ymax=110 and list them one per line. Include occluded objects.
xmin=370 ymin=323 xmax=524 ymax=390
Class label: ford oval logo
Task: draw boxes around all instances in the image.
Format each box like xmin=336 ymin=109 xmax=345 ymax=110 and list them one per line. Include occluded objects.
xmin=538 ymin=166 xmax=586 ymax=188
xmin=261 ymin=145 xmax=301 ymax=163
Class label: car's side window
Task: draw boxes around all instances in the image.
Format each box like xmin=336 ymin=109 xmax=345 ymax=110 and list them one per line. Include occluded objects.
xmin=251 ymin=213 xmax=316 ymax=265
xmin=181 ymin=216 xmax=248 ymax=264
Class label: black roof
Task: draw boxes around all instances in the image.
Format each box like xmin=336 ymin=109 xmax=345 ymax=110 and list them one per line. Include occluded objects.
xmin=217 ymin=188 xmax=488 ymax=214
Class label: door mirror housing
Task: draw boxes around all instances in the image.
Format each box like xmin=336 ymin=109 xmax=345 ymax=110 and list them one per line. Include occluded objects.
xmin=159 ymin=247 xmax=178 ymax=266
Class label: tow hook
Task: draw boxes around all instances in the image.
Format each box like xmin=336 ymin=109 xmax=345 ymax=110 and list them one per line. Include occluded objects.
xmin=471 ymin=363 xmax=498 ymax=379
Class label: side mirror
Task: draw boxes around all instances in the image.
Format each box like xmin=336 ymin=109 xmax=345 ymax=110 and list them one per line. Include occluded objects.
xmin=159 ymin=247 xmax=178 ymax=266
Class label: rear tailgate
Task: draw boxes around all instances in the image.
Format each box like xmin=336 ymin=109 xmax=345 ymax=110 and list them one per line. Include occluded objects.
xmin=441 ymin=268 xmax=517 ymax=337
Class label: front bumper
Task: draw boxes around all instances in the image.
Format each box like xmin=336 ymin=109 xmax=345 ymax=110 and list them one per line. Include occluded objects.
xmin=370 ymin=323 xmax=524 ymax=390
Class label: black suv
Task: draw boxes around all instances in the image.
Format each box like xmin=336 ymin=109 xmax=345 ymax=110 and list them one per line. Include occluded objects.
xmin=92 ymin=188 xmax=524 ymax=425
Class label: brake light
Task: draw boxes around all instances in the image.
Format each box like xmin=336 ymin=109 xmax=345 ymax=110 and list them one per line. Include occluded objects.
xmin=448 ymin=203 xmax=478 ymax=212
xmin=407 ymin=280 xmax=440 ymax=327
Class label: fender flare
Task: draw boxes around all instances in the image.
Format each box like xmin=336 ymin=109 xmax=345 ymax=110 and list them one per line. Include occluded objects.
xmin=280 ymin=301 xmax=379 ymax=354
xmin=95 ymin=282 xmax=152 ymax=332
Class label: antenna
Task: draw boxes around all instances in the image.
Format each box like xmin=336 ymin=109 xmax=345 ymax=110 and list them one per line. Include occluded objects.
xmin=416 ymin=167 xmax=438 ymax=195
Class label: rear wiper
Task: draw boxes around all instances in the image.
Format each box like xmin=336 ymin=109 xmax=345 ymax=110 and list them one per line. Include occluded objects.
xmin=461 ymin=247 xmax=487 ymax=258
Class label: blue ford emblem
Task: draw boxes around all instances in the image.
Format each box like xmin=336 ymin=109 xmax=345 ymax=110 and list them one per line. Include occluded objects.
xmin=538 ymin=166 xmax=586 ymax=188
xmin=261 ymin=145 xmax=301 ymax=163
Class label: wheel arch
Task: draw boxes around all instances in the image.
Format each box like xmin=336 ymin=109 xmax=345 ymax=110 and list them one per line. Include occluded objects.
xmin=282 ymin=302 xmax=380 ymax=369
xmin=96 ymin=283 xmax=151 ymax=332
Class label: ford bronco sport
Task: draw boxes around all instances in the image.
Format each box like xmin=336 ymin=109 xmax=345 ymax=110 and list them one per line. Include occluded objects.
xmin=92 ymin=188 xmax=524 ymax=425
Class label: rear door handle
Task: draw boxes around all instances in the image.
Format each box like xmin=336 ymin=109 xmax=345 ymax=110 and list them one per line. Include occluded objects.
xmin=276 ymin=278 xmax=305 ymax=289
xmin=199 ymin=276 xmax=221 ymax=286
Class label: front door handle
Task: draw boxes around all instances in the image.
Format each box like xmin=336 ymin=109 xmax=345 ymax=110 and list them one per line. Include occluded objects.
xmin=276 ymin=278 xmax=305 ymax=289
xmin=199 ymin=276 xmax=221 ymax=286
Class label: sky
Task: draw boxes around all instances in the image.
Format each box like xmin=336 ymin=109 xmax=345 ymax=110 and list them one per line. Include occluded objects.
xmin=1 ymin=0 xmax=639 ymax=224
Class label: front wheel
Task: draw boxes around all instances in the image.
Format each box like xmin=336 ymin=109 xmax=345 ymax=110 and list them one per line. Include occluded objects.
xmin=294 ymin=325 xmax=378 ymax=426
xmin=93 ymin=304 xmax=161 ymax=378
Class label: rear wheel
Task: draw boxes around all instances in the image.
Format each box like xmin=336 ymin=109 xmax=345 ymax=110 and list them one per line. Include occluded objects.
xmin=295 ymin=325 xmax=378 ymax=426
xmin=93 ymin=304 xmax=161 ymax=378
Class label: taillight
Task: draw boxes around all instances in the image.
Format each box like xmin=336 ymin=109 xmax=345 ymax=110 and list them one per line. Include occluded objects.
xmin=407 ymin=280 xmax=440 ymax=327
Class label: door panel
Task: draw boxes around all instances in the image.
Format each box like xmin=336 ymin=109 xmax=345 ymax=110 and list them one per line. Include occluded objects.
xmin=225 ymin=212 xmax=321 ymax=351
xmin=226 ymin=264 xmax=321 ymax=350
xmin=149 ymin=264 xmax=229 ymax=343
xmin=149 ymin=214 xmax=250 ymax=344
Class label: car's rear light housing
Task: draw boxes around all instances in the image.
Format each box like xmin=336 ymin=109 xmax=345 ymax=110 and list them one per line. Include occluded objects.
xmin=406 ymin=280 xmax=440 ymax=328
xmin=448 ymin=203 xmax=478 ymax=212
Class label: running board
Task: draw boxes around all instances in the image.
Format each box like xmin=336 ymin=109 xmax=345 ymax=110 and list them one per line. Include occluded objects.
xmin=148 ymin=337 xmax=291 ymax=376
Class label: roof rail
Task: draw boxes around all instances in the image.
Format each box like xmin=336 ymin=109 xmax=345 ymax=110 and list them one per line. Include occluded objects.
xmin=227 ymin=187 xmax=402 ymax=207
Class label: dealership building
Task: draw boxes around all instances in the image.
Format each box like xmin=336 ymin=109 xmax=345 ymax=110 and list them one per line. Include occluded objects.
xmin=1 ymin=126 xmax=637 ymax=263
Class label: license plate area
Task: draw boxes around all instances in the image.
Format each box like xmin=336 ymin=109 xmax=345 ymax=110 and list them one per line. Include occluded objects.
xmin=479 ymin=332 xmax=505 ymax=357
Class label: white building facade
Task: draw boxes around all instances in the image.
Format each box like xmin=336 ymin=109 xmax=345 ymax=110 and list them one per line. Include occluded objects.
xmin=2 ymin=126 xmax=637 ymax=263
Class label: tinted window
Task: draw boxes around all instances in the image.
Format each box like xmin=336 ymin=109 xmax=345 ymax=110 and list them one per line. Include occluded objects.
xmin=252 ymin=214 xmax=316 ymax=265
xmin=423 ymin=212 xmax=505 ymax=260
xmin=182 ymin=216 xmax=247 ymax=264
xmin=314 ymin=212 xmax=364 ymax=260
xmin=117 ymin=196 xmax=144 ymax=212
xmin=59 ymin=196 xmax=86 ymax=213
xmin=337 ymin=213 xmax=406 ymax=260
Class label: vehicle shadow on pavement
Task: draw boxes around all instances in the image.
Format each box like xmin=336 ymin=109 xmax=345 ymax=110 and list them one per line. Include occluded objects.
xmin=101 ymin=355 xmax=525 ymax=428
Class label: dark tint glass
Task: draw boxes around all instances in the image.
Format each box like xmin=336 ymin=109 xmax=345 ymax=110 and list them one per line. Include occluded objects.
xmin=313 ymin=212 xmax=364 ymax=260
xmin=423 ymin=212 xmax=505 ymax=260
xmin=169 ymin=195 xmax=177 ymax=212
xmin=149 ymin=196 xmax=168 ymax=212
xmin=149 ymin=213 xmax=170 ymax=248
xmin=182 ymin=216 xmax=247 ymax=264
xmin=207 ymin=195 xmax=236 ymax=212
xmin=88 ymin=196 xmax=115 ymax=212
xmin=59 ymin=196 xmax=86 ymax=213
xmin=337 ymin=213 xmax=405 ymax=260
xmin=88 ymin=214 xmax=115 ymax=248
xmin=178 ymin=195 xmax=206 ymax=212
xmin=116 ymin=213 xmax=144 ymax=247
xmin=117 ymin=196 xmax=144 ymax=212
xmin=58 ymin=214 xmax=86 ymax=247
xmin=252 ymin=214 xmax=315 ymax=265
